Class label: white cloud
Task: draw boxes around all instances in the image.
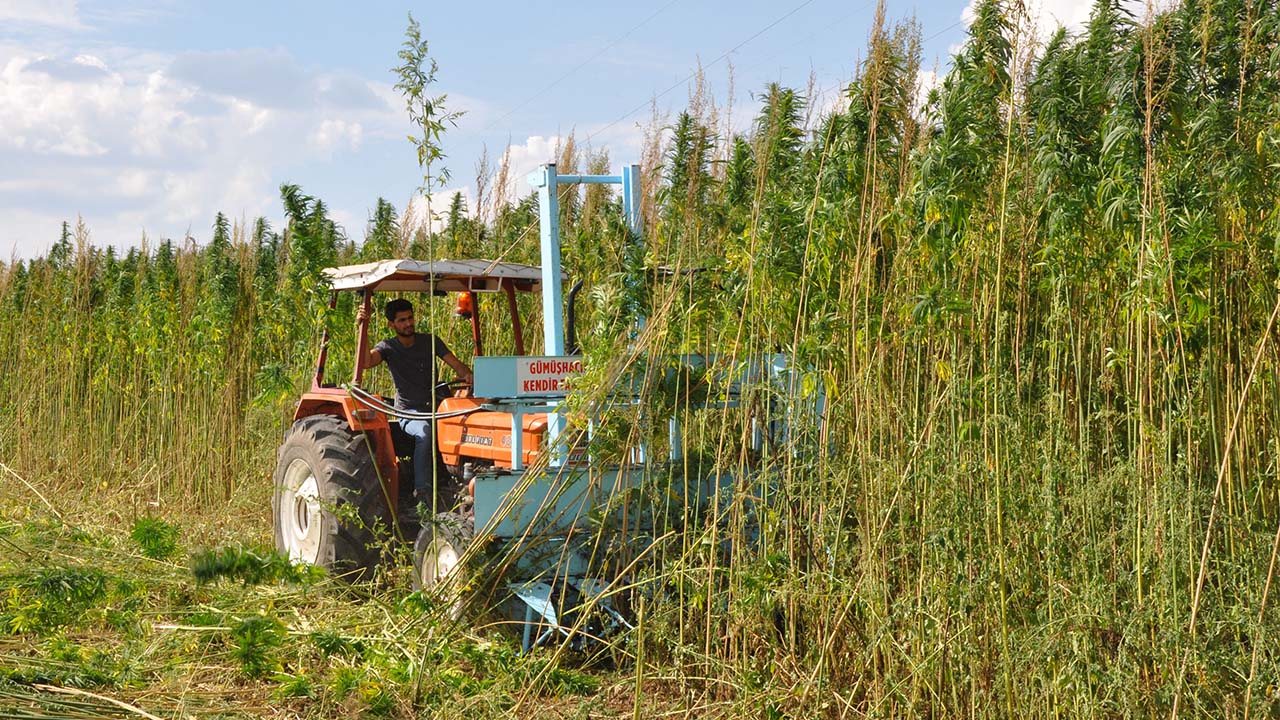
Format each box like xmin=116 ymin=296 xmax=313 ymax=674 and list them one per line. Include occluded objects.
xmin=915 ymin=69 xmax=940 ymax=113
xmin=961 ymin=0 xmax=1160 ymax=42
xmin=114 ymin=168 xmax=154 ymax=198
xmin=309 ymin=119 xmax=364 ymax=154
xmin=405 ymin=187 xmax=474 ymax=236
xmin=169 ymin=48 xmax=309 ymax=108
xmin=0 ymin=55 xmax=125 ymax=156
xmin=1024 ymin=0 xmax=1095 ymax=35
xmin=127 ymin=71 xmax=208 ymax=158
xmin=505 ymin=135 xmax=561 ymax=183
xmin=809 ymin=81 xmax=850 ymax=123
xmin=0 ymin=43 xmax=404 ymax=258
xmin=24 ymin=54 xmax=108 ymax=82
xmin=315 ymin=72 xmax=388 ymax=111
xmin=0 ymin=0 xmax=83 ymax=29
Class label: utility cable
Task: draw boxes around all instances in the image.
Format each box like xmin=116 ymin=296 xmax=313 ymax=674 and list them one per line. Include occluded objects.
xmin=726 ymin=0 xmax=872 ymax=82
xmin=923 ymin=15 xmax=966 ymax=43
xmin=482 ymin=179 xmax=580 ymax=271
xmin=582 ymin=5 xmax=966 ymax=145
xmin=720 ymin=3 xmax=958 ymax=131
xmin=483 ymin=0 xmax=681 ymax=133
xmin=586 ymin=0 xmax=817 ymax=144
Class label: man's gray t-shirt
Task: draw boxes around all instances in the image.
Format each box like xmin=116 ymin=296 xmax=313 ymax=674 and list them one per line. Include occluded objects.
xmin=374 ymin=334 xmax=451 ymax=411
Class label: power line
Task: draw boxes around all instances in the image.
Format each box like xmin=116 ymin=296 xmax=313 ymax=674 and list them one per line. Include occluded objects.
xmin=727 ymin=1 xmax=872 ymax=81
xmin=924 ymin=16 xmax=966 ymax=43
xmin=482 ymin=0 xmax=681 ymax=133
xmin=585 ymin=0 xmax=817 ymax=144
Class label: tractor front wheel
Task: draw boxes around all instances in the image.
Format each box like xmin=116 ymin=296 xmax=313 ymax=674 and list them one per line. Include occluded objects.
xmin=412 ymin=512 xmax=475 ymax=617
xmin=273 ymin=414 xmax=390 ymax=581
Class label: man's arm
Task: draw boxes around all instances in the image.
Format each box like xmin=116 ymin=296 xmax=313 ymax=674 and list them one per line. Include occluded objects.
xmin=442 ymin=353 xmax=473 ymax=383
xmin=355 ymin=305 xmax=384 ymax=369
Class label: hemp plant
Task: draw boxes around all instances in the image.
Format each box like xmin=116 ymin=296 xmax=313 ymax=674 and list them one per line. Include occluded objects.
xmin=394 ymin=13 xmax=464 ymax=235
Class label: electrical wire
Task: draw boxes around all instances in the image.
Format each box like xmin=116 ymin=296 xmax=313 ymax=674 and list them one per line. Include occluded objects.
xmin=481 ymin=2 xmax=967 ymax=195
xmin=482 ymin=0 xmax=682 ymax=133
xmin=481 ymin=179 xmax=581 ymax=270
xmin=924 ymin=15 xmax=967 ymax=43
xmin=725 ymin=0 xmax=873 ymax=83
xmin=586 ymin=0 xmax=818 ymax=144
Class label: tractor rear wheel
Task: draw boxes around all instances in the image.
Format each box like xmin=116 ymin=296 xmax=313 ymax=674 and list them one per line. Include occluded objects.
xmin=412 ymin=512 xmax=475 ymax=616
xmin=273 ymin=414 xmax=390 ymax=581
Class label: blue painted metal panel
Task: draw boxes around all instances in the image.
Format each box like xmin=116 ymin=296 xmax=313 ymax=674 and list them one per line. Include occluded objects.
xmin=473 ymin=356 xmax=521 ymax=397
xmin=473 ymin=467 xmax=592 ymax=538
xmin=472 ymin=466 xmax=643 ymax=538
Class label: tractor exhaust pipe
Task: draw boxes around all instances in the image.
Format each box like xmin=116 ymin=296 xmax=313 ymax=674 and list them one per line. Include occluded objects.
xmin=565 ymin=279 xmax=584 ymax=356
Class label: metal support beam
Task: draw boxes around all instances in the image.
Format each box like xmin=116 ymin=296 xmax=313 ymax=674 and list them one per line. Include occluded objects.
xmin=528 ymin=164 xmax=566 ymax=357
xmin=528 ymin=164 xmax=567 ymax=465
xmin=621 ymin=164 xmax=644 ymax=332
xmin=351 ymin=290 xmax=370 ymax=386
xmin=555 ymin=174 xmax=622 ymax=184
xmin=621 ymin=164 xmax=641 ymax=237
xmin=510 ymin=408 xmax=524 ymax=471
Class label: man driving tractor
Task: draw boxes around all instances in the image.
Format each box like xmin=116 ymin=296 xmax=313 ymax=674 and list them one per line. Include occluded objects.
xmin=357 ymin=298 xmax=473 ymax=506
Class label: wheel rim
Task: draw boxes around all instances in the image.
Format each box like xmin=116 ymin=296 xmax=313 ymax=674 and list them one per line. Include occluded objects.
xmin=421 ymin=537 xmax=460 ymax=589
xmin=281 ymin=459 xmax=323 ymax=564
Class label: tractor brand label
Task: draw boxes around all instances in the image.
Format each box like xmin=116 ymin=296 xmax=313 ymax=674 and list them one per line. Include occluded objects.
xmin=515 ymin=357 xmax=583 ymax=396
xmin=461 ymin=433 xmax=492 ymax=447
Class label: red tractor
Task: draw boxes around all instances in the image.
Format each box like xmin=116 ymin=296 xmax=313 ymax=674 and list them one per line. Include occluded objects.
xmin=272 ymin=258 xmax=572 ymax=579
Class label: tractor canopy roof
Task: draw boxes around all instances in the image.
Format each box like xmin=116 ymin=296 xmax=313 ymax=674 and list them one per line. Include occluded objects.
xmin=323 ymin=259 xmax=559 ymax=293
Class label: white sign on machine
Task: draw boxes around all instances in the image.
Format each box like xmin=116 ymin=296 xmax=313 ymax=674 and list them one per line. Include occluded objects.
xmin=515 ymin=357 xmax=582 ymax=396
xmin=472 ymin=355 xmax=584 ymax=398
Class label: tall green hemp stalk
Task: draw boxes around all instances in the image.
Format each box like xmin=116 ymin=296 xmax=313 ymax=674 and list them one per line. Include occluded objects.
xmin=394 ymin=13 xmax=464 ymax=243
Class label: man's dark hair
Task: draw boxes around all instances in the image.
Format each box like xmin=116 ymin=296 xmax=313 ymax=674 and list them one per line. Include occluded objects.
xmin=384 ymin=298 xmax=413 ymax=322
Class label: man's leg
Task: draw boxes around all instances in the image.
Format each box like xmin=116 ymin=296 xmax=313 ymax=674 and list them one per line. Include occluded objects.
xmin=399 ymin=418 xmax=435 ymax=502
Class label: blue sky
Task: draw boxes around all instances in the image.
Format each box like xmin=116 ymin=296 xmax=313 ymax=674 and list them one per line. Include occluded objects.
xmin=0 ymin=0 xmax=1100 ymax=259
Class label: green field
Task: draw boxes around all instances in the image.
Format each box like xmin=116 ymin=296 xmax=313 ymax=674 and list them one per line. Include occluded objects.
xmin=2 ymin=0 xmax=1280 ymax=716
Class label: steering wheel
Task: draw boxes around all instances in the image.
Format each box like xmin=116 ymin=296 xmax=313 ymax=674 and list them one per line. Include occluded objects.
xmin=436 ymin=379 xmax=472 ymax=399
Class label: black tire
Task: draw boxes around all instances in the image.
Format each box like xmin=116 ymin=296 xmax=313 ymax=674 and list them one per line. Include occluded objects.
xmin=273 ymin=414 xmax=390 ymax=581
xmin=412 ymin=512 xmax=475 ymax=617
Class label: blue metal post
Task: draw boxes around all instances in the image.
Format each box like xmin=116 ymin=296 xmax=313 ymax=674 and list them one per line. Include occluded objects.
xmin=510 ymin=408 xmax=524 ymax=471
xmin=529 ymin=164 xmax=566 ymax=356
xmin=621 ymin=164 xmax=641 ymax=237
xmin=529 ymin=164 xmax=566 ymax=465
xmin=622 ymin=164 xmax=644 ymax=338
